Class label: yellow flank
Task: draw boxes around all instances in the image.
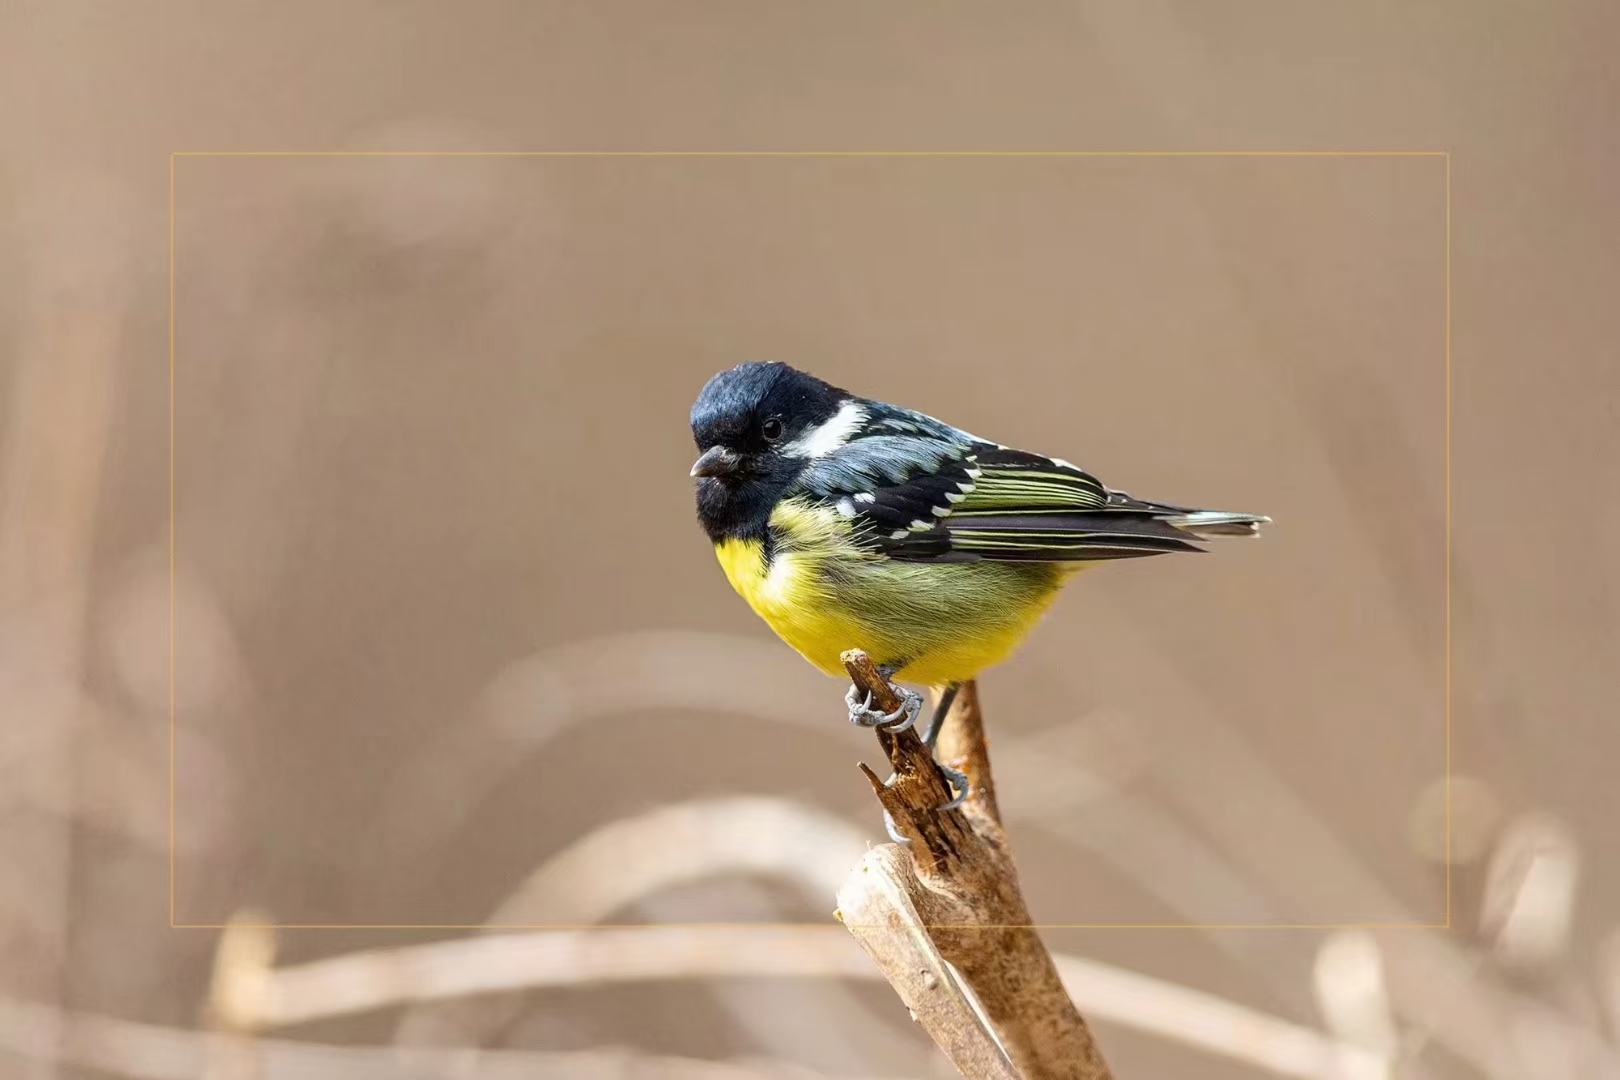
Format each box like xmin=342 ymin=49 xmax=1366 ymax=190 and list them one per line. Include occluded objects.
xmin=713 ymin=497 xmax=1081 ymax=685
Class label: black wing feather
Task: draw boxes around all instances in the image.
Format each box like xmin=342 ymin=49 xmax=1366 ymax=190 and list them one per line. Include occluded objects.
xmin=788 ymin=401 xmax=1256 ymax=563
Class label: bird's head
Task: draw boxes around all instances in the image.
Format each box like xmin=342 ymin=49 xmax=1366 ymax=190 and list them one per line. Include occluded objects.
xmin=689 ymin=362 xmax=855 ymax=541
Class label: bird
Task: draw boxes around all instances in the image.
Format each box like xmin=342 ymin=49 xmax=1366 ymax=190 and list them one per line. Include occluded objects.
xmin=689 ymin=361 xmax=1268 ymax=801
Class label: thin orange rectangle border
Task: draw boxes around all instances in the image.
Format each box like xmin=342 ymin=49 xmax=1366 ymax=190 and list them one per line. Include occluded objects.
xmin=170 ymin=149 xmax=1451 ymax=930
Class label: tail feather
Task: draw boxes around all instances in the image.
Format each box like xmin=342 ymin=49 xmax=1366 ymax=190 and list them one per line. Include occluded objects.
xmin=1164 ymin=509 xmax=1271 ymax=540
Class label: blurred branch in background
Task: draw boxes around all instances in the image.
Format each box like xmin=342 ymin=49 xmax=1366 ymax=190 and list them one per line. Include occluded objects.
xmin=199 ymin=770 xmax=1396 ymax=1080
xmin=203 ymin=922 xmax=1387 ymax=1079
xmin=190 ymin=799 xmax=1620 ymax=1080
xmin=391 ymin=794 xmax=906 ymax=1066
xmin=486 ymin=795 xmax=868 ymax=926
xmin=0 ymin=993 xmax=911 ymax=1080
xmin=386 ymin=628 xmax=1403 ymax=928
xmin=356 ymin=628 xmax=1620 ymax=1078
xmin=202 ymin=733 xmax=1620 ymax=1080
xmin=0 ymin=178 xmax=129 ymax=1080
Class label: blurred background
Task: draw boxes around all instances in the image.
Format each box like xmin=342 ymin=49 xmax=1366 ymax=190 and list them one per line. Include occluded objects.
xmin=2 ymin=2 xmax=1617 ymax=1078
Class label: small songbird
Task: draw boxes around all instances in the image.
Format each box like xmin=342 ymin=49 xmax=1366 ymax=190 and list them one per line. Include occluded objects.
xmin=689 ymin=361 xmax=1268 ymax=786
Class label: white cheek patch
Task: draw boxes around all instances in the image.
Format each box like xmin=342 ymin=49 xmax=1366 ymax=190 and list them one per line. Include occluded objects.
xmin=784 ymin=400 xmax=867 ymax=458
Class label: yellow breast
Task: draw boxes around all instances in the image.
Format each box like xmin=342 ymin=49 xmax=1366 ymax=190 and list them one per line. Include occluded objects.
xmin=712 ymin=498 xmax=1077 ymax=685
xmin=713 ymin=501 xmax=869 ymax=678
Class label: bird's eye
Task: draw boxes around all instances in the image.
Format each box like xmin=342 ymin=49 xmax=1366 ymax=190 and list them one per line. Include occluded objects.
xmin=761 ymin=416 xmax=784 ymax=443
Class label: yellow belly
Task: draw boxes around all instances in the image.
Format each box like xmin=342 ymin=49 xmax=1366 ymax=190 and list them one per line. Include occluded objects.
xmin=713 ymin=500 xmax=1077 ymax=685
xmin=714 ymin=534 xmax=868 ymax=677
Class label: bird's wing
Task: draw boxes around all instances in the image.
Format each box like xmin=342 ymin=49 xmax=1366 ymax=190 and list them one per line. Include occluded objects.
xmin=790 ymin=402 xmax=976 ymax=554
xmin=793 ymin=406 xmax=1249 ymax=562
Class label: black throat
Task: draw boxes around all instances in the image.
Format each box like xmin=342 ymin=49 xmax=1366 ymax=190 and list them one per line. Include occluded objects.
xmin=694 ymin=457 xmax=802 ymax=545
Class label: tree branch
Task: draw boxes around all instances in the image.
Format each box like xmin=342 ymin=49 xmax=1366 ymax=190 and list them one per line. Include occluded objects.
xmin=835 ymin=650 xmax=1115 ymax=1080
xmin=836 ymin=851 xmax=1021 ymax=1080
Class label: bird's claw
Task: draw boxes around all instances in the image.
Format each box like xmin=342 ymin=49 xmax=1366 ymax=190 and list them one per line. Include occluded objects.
xmin=936 ymin=763 xmax=970 ymax=811
xmin=845 ymin=684 xmax=924 ymax=733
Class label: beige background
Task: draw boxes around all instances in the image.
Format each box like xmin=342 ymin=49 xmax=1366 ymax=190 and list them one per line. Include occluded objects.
xmin=2 ymin=3 xmax=1616 ymax=1078
xmin=171 ymin=152 xmax=1445 ymax=928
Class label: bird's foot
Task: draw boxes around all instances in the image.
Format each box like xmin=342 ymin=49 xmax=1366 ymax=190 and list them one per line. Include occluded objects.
xmin=936 ymin=763 xmax=970 ymax=811
xmin=845 ymin=683 xmax=924 ymax=733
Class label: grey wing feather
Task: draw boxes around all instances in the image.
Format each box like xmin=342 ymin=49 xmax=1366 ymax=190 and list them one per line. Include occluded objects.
xmin=797 ymin=435 xmax=966 ymax=493
xmin=789 ymin=397 xmax=1268 ymax=561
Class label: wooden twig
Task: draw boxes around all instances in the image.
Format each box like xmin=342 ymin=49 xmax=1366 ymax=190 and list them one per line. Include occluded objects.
xmin=837 ymin=852 xmax=1021 ymax=1080
xmin=836 ymin=650 xmax=1115 ymax=1080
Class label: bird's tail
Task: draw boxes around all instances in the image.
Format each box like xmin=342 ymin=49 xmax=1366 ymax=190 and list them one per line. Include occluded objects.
xmin=1162 ymin=508 xmax=1271 ymax=540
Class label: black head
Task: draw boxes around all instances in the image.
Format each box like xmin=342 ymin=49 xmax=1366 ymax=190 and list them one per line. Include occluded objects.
xmin=689 ymin=362 xmax=848 ymax=541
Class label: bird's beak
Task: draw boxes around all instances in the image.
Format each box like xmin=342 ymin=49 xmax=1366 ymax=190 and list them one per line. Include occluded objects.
xmin=690 ymin=446 xmax=743 ymax=478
